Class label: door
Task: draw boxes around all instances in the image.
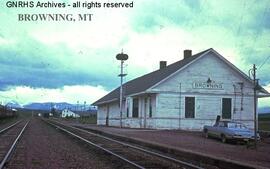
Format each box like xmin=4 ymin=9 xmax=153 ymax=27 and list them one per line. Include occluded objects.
xmin=222 ymin=98 xmax=232 ymax=119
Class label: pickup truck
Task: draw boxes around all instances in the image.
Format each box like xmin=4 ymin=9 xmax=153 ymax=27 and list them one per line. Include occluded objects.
xmin=203 ymin=121 xmax=259 ymax=143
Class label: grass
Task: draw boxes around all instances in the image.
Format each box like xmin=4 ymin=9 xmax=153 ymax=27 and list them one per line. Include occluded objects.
xmin=78 ymin=116 xmax=97 ymax=124
xmin=258 ymin=113 xmax=270 ymax=131
xmin=259 ymin=121 xmax=270 ymax=131
xmin=0 ymin=110 xmax=33 ymax=125
xmin=0 ymin=117 xmax=18 ymax=125
xmin=61 ymin=115 xmax=97 ymax=124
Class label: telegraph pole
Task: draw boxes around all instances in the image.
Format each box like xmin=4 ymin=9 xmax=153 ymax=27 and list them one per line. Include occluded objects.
xmin=252 ymin=64 xmax=258 ymax=148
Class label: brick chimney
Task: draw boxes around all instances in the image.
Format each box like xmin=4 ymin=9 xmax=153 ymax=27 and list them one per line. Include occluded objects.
xmin=184 ymin=50 xmax=192 ymax=59
xmin=159 ymin=61 xmax=167 ymax=69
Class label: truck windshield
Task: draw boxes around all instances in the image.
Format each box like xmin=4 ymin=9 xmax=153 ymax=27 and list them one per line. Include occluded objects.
xmin=227 ymin=123 xmax=247 ymax=129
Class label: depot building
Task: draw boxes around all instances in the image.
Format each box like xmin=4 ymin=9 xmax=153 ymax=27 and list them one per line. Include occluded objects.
xmin=93 ymin=48 xmax=270 ymax=130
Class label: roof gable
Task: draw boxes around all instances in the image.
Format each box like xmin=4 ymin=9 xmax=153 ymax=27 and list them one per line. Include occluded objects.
xmin=208 ymin=49 xmax=269 ymax=95
xmin=149 ymin=49 xmax=252 ymax=90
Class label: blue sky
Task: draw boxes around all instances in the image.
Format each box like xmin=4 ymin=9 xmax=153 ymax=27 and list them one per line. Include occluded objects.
xmin=0 ymin=0 xmax=269 ymax=106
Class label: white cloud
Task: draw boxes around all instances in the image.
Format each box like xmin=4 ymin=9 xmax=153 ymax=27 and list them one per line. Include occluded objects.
xmin=0 ymin=85 xmax=108 ymax=105
xmin=0 ymin=36 xmax=13 ymax=45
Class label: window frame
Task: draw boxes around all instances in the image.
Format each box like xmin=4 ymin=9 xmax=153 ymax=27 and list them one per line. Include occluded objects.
xmin=221 ymin=98 xmax=232 ymax=120
xmin=184 ymin=96 xmax=195 ymax=118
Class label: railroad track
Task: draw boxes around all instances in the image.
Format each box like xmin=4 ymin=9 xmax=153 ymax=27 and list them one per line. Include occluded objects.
xmin=44 ymin=119 xmax=204 ymax=169
xmin=0 ymin=120 xmax=29 ymax=169
xmin=0 ymin=120 xmax=21 ymax=134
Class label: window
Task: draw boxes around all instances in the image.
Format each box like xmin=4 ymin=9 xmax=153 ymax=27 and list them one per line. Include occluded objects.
xmin=149 ymin=97 xmax=152 ymax=118
xmin=185 ymin=97 xmax=195 ymax=118
xmin=222 ymin=98 xmax=232 ymax=119
xmin=132 ymin=98 xmax=139 ymax=118
xmin=228 ymin=122 xmax=247 ymax=129
xmin=218 ymin=122 xmax=225 ymax=127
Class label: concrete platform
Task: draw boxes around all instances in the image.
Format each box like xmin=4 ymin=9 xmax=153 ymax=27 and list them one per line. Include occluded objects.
xmin=63 ymin=122 xmax=270 ymax=169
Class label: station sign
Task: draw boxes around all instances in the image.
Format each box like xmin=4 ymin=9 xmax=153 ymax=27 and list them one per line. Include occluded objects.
xmin=193 ymin=82 xmax=224 ymax=90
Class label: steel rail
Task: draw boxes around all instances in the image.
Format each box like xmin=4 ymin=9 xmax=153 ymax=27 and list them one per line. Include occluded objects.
xmin=0 ymin=120 xmax=29 ymax=169
xmin=45 ymin=120 xmax=145 ymax=169
xmin=0 ymin=120 xmax=21 ymax=134
xmin=49 ymin=119 xmax=203 ymax=169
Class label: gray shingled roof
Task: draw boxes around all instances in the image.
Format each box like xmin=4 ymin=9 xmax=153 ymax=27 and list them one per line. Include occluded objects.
xmin=93 ymin=48 xmax=212 ymax=105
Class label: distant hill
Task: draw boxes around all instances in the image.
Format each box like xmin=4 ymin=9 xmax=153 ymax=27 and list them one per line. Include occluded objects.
xmin=5 ymin=101 xmax=23 ymax=109
xmin=23 ymin=102 xmax=96 ymax=112
xmin=24 ymin=102 xmax=71 ymax=111
xmin=258 ymin=106 xmax=270 ymax=114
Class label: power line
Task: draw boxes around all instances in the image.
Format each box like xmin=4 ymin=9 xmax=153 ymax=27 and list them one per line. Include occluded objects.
xmin=234 ymin=1 xmax=247 ymax=49
xmin=247 ymin=4 xmax=269 ymax=69
xmin=251 ymin=5 xmax=269 ymax=47
xmin=258 ymin=55 xmax=270 ymax=70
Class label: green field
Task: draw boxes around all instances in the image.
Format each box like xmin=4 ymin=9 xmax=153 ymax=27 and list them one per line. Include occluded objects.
xmin=79 ymin=115 xmax=97 ymax=124
xmin=259 ymin=121 xmax=270 ymax=131
xmin=0 ymin=117 xmax=18 ymax=125
xmin=259 ymin=113 xmax=270 ymax=131
xmin=62 ymin=115 xmax=97 ymax=124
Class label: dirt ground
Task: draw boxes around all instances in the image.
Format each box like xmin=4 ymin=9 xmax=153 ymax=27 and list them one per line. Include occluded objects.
xmin=67 ymin=122 xmax=270 ymax=169
xmin=6 ymin=118 xmax=130 ymax=169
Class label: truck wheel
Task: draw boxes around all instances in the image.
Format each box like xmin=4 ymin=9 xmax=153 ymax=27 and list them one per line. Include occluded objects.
xmin=221 ymin=135 xmax=227 ymax=143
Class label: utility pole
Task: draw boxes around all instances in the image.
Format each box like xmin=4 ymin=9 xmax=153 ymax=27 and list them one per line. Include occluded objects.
xmin=250 ymin=64 xmax=258 ymax=148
